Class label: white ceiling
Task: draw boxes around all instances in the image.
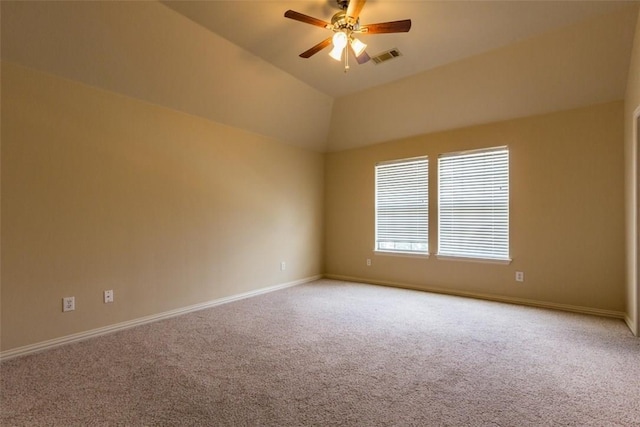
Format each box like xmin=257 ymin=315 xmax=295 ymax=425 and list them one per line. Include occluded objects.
xmin=162 ymin=0 xmax=634 ymax=98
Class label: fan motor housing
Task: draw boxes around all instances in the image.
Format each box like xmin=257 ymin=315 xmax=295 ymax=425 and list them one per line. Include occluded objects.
xmin=331 ymin=11 xmax=359 ymax=31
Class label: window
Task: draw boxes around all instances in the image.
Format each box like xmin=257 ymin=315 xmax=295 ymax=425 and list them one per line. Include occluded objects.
xmin=438 ymin=147 xmax=509 ymax=261
xmin=375 ymin=157 xmax=428 ymax=254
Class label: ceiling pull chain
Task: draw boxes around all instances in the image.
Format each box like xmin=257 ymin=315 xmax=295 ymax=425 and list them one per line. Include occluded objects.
xmin=344 ymin=47 xmax=350 ymax=73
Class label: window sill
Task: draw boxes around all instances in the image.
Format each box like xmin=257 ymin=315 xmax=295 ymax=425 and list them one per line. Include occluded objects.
xmin=374 ymin=250 xmax=430 ymax=259
xmin=436 ymin=254 xmax=512 ymax=265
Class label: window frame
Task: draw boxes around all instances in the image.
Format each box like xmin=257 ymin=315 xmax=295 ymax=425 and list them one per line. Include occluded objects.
xmin=437 ymin=146 xmax=511 ymax=264
xmin=374 ymin=156 xmax=429 ymax=256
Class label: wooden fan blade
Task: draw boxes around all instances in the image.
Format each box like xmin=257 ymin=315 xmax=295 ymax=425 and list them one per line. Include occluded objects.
xmin=284 ymin=10 xmax=331 ymax=29
xmin=346 ymin=0 xmax=366 ymax=24
xmin=300 ymin=37 xmax=333 ymax=58
xmin=361 ymin=19 xmax=412 ymax=34
xmin=349 ymin=44 xmax=370 ymax=64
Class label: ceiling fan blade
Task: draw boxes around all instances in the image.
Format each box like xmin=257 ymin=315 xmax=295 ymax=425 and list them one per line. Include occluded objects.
xmin=361 ymin=19 xmax=412 ymax=34
xmin=299 ymin=37 xmax=333 ymax=58
xmin=346 ymin=0 xmax=366 ymax=24
xmin=284 ymin=10 xmax=331 ymax=29
xmin=349 ymin=44 xmax=370 ymax=64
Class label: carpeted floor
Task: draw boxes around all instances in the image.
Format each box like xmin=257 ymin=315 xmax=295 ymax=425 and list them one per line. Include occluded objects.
xmin=1 ymin=279 xmax=639 ymax=426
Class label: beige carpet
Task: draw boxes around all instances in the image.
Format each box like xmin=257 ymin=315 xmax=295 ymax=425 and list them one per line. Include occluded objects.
xmin=1 ymin=279 xmax=639 ymax=426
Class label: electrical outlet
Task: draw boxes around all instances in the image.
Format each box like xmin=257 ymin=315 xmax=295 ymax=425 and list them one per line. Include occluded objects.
xmin=515 ymin=271 xmax=524 ymax=282
xmin=62 ymin=296 xmax=75 ymax=312
xmin=366 ymin=258 xmax=371 ymax=266
xmin=104 ymin=290 xmax=114 ymax=303
xmin=280 ymin=261 xmax=286 ymax=271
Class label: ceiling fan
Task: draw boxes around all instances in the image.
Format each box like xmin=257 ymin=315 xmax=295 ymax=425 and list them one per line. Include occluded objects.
xmin=284 ymin=0 xmax=411 ymax=71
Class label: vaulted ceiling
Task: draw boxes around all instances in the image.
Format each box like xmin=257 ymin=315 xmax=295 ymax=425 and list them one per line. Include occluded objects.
xmin=2 ymin=1 xmax=638 ymax=152
xmin=163 ymin=1 xmax=635 ymax=98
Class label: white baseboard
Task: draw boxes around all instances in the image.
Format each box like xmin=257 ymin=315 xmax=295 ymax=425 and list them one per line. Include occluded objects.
xmin=624 ymin=314 xmax=638 ymax=336
xmin=325 ymin=274 xmax=627 ymax=321
xmin=0 ymin=275 xmax=322 ymax=362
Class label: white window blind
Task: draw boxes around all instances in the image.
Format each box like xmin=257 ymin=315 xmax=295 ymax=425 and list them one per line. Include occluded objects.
xmin=438 ymin=147 xmax=509 ymax=261
xmin=375 ymin=157 xmax=428 ymax=254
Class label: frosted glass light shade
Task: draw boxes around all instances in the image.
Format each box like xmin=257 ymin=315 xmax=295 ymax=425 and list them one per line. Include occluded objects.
xmin=350 ymin=37 xmax=367 ymax=56
xmin=329 ymin=45 xmax=344 ymax=61
xmin=332 ymin=31 xmax=348 ymax=49
xmin=329 ymin=31 xmax=348 ymax=61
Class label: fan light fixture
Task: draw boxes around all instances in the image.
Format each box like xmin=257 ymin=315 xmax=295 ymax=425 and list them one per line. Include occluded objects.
xmin=350 ymin=36 xmax=367 ymax=56
xmin=328 ymin=31 xmax=367 ymax=62
xmin=329 ymin=31 xmax=348 ymax=60
xmin=284 ymin=0 xmax=412 ymax=73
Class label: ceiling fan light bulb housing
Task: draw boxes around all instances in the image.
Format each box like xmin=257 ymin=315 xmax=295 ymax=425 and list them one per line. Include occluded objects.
xmin=332 ymin=31 xmax=348 ymax=49
xmin=329 ymin=45 xmax=344 ymax=61
xmin=350 ymin=37 xmax=367 ymax=56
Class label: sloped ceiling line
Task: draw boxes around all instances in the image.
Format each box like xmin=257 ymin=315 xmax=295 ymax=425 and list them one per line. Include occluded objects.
xmin=2 ymin=1 xmax=638 ymax=152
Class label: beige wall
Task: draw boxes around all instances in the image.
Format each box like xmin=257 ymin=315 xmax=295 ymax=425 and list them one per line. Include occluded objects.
xmin=624 ymin=9 xmax=640 ymax=336
xmin=2 ymin=4 xmax=636 ymax=354
xmin=326 ymin=101 xmax=625 ymax=314
xmin=1 ymin=62 xmax=325 ymax=352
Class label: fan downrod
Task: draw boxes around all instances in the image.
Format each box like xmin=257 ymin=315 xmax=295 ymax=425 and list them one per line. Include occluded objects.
xmin=335 ymin=0 xmax=349 ymax=11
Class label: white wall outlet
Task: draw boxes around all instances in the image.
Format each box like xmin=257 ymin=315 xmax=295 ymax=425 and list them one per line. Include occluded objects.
xmin=62 ymin=296 xmax=75 ymax=312
xmin=515 ymin=271 xmax=525 ymax=282
xmin=104 ymin=290 xmax=114 ymax=303
xmin=366 ymin=258 xmax=372 ymax=266
xmin=280 ymin=261 xmax=286 ymax=271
